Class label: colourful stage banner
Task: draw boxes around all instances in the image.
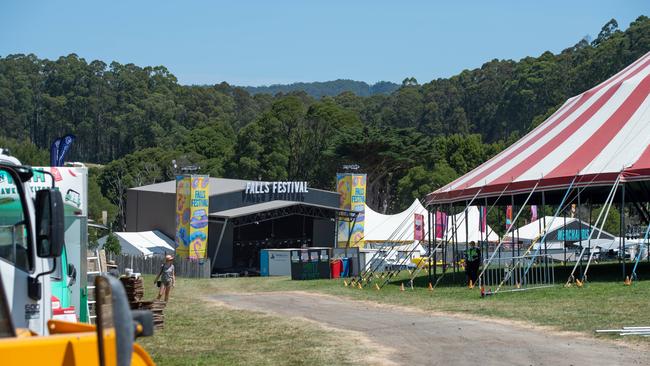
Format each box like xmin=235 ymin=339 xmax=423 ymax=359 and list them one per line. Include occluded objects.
xmin=414 ymin=213 xmax=424 ymax=241
xmin=336 ymin=173 xmax=366 ymax=248
xmin=175 ymin=175 xmax=210 ymax=259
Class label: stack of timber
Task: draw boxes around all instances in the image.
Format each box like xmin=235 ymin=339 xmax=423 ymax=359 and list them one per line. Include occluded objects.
xmin=119 ymin=277 xmax=166 ymax=330
xmin=119 ymin=277 xmax=145 ymax=303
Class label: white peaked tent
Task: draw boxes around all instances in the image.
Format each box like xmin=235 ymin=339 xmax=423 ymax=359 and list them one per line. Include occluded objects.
xmin=99 ymin=230 xmax=175 ymax=257
xmin=438 ymin=206 xmax=500 ymax=243
xmin=362 ymin=199 xmax=499 ymax=243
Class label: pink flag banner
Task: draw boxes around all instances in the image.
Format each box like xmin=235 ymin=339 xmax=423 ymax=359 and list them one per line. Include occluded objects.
xmin=531 ymin=205 xmax=538 ymax=222
xmin=435 ymin=211 xmax=447 ymax=239
xmin=414 ymin=213 xmax=424 ymax=241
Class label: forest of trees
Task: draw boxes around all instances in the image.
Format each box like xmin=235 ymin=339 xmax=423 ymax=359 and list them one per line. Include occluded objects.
xmin=0 ymin=16 xmax=648 ymax=230
xmin=241 ymin=79 xmax=400 ymax=98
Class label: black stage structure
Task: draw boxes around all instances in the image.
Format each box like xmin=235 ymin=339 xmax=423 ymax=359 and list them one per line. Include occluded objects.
xmin=126 ymin=178 xmax=357 ymax=274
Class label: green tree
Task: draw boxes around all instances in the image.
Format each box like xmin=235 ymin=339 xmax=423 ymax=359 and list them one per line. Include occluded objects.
xmin=103 ymin=232 xmax=121 ymax=255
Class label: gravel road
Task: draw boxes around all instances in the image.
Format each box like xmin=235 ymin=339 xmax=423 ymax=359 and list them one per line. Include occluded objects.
xmin=211 ymin=291 xmax=648 ymax=366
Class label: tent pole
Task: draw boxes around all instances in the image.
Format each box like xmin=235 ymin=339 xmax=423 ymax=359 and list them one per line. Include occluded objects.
xmin=433 ymin=205 xmax=438 ymax=281
xmin=510 ymin=194 xmax=515 ymax=268
xmin=562 ymin=208 xmax=566 ymax=267
xmin=580 ymin=199 xmax=592 ymax=268
xmin=577 ymin=191 xmax=583 ymax=278
xmin=452 ymin=203 xmax=457 ymax=275
xmin=427 ymin=206 xmax=433 ymax=283
xmin=465 ymin=199 xmax=469 ymax=282
xmin=539 ymin=191 xmax=548 ymax=278
xmin=621 ymin=183 xmax=626 ymax=279
xmin=479 ymin=197 xmax=490 ymax=280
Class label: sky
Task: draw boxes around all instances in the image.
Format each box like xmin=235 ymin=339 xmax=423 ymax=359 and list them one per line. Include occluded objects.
xmin=0 ymin=1 xmax=647 ymax=86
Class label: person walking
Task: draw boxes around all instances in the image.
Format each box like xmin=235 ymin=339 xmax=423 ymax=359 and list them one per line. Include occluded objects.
xmin=465 ymin=241 xmax=481 ymax=287
xmin=154 ymin=255 xmax=176 ymax=302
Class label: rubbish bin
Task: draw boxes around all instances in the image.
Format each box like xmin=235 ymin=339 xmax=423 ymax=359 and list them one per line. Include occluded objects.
xmin=341 ymin=257 xmax=350 ymax=277
xmin=330 ymin=259 xmax=342 ymax=279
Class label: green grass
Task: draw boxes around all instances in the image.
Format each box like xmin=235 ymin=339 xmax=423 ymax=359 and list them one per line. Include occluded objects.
xmin=137 ymin=275 xmax=368 ymax=366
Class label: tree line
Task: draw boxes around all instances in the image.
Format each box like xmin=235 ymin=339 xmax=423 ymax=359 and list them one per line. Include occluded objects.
xmin=0 ymin=16 xmax=648 ymax=230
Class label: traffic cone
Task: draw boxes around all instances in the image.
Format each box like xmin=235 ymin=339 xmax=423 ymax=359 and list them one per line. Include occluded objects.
xmin=428 ymin=282 xmax=433 ymax=291
xmin=468 ymin=279 xmax=474 ymax=289
xmin=400 ymin=282 xmax=405 ymax=291
xmin=624 ymin=276 xmax=632 ymax=286
xmin=575 ymin=279 xmax=583 ymax=288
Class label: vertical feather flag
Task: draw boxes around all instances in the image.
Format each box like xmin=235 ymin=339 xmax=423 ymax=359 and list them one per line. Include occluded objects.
xmin=531 ymin=205 xmax=538 ymax=222
xmin=56 ymin=134 xmax=76 ymax=166
xmin=435 ymin=211 xmax=447 ymax=239
xmin=505 ymin=205 xmax=513 ymax=230
xmin=479 ymin=206 xmax=487 ymax=233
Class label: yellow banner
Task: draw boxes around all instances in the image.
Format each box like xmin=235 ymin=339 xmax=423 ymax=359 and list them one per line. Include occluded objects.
xmin=175 ymin=175 xmax=209 ymax=259
xmin=337 ymin=173 xmax=366 ymax=248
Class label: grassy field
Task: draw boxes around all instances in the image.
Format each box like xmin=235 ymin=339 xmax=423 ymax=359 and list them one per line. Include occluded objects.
xmin=138 ymin=262 xmax=650 ymax=364
xmin=137 ymin=275 xmax=370 ymax=366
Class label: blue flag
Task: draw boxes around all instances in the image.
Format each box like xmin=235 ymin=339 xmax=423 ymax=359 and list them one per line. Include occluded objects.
xmin=56 ymin=134 xmax=76 ymax=166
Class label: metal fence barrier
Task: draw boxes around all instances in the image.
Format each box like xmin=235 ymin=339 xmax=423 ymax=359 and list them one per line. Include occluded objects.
xmin=479 ymin=251 xmax=555 ymax=292
xmin=112 ymin=254 xmax=211 ymax=278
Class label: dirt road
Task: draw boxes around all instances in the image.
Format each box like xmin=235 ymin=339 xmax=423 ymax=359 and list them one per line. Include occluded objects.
xmin=212 ymin=291 xmax=648 ymax=366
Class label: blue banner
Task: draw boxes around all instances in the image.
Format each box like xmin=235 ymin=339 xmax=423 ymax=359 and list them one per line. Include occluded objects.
xmin=56 ymin=134 xmax=76 ymax=166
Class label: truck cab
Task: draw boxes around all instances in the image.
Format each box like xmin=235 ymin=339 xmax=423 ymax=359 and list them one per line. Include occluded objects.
xmin=0 ymin=151 xmax=65 ymax=335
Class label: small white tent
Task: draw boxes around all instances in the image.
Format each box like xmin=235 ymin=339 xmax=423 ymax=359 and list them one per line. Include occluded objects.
xmin=99 ymin=230 xmax=175 ymax=257
xmin=362 ymin=200 xmax=499 ymax=244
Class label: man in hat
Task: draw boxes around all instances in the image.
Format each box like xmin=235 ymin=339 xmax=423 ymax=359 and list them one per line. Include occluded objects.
xmin=465 ymin=241 xmax=481 ymax=287
xmin=106 ymin=260 xmax=120 ymax=278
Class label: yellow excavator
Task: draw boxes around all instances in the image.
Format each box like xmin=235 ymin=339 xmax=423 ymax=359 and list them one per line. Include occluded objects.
xmin=0 ymin=273 xmax=156 ymax=365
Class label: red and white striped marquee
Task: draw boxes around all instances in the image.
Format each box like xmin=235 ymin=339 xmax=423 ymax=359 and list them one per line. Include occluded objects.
xmin=428 ymin=51 xmax=650 ymax=204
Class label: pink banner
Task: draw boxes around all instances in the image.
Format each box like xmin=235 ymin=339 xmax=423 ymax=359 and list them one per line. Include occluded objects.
xmin=414 ymin=213 xmax=424 ymax=241
xmin=531 ymin=205 xmax=538 ymax=222
xmin=435 ymin=211 xmax=447 ymax=239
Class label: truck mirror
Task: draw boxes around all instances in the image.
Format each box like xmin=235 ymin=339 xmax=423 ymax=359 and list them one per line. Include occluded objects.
xmin=35 ymin=189 xmax=65 ymax=258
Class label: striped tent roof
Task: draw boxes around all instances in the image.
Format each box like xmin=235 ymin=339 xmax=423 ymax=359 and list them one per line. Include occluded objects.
xmin=428 ymin=51 xmax=650 ymax=204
